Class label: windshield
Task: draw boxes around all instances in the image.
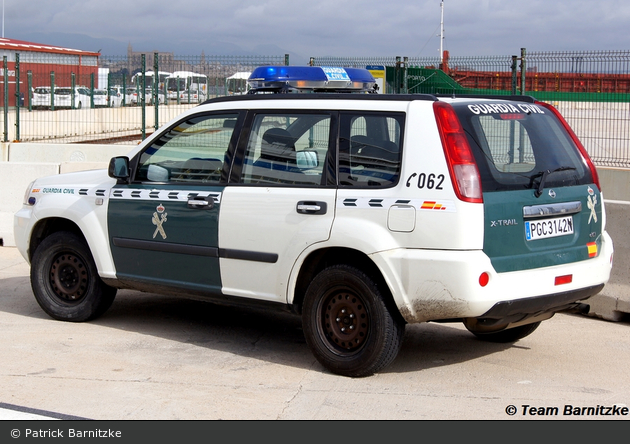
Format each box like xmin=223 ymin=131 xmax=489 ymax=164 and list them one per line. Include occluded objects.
xmin=452 ymin=101 xmax=592 ymax=192
xmin=166 ymin=78 xmax=187 ymax=92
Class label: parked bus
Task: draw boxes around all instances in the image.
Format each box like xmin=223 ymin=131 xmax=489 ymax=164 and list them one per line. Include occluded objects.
xmin=130 ymin=71 xmax=171 ymax=91
xmin=165 ymin=71 xmax=209 ymax=102
xmin=226 ymin=71 xmax=252 ymax=95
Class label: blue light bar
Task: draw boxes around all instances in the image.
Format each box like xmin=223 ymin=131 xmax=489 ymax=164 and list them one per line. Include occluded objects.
xmin=247 ymin=66 xmax=376 ymax=93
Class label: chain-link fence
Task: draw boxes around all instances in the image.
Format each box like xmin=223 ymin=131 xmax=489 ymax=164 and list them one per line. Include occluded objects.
xmin=1 ymin=53 xmax=288 ymax=144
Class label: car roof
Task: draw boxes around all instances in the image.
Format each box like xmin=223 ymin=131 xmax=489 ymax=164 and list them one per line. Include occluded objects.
xmin=199 ymin=93 xmax=538 ymax=107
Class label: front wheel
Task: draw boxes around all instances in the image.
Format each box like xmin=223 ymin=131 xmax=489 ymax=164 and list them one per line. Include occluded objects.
xmin=30 ymin=231 xmax=117 ymax=322
xmin=302 ymin=265 xmax=405 ymax=377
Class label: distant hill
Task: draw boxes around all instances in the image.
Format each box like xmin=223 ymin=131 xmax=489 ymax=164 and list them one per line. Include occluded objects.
xmin=6 ymin=31 xmax=308 ymax=64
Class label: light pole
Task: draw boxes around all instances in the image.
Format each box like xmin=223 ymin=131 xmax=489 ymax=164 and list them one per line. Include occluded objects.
xmin=439 ymin=1 xmax=444 ymax=63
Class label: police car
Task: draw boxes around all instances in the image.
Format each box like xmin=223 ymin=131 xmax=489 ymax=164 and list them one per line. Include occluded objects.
xmin=14 ymin=66 xmax=614 ymax=377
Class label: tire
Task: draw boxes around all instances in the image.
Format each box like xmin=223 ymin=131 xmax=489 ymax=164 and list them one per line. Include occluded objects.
xmin=30 ymin=231 xmax=117 ymax=322
xmin=302 ymin=265 xmax=405 ymax=377
xmin=77 ymin=101 xmax=82 ymax=109
xmin=465 ymin=321 xmax=541 ymax=343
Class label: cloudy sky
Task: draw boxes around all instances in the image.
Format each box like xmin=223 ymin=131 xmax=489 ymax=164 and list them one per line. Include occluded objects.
xmin=4 ymin=0 xmax=630 ymax=60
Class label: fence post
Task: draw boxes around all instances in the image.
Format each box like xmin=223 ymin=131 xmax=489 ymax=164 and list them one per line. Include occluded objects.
xmin=141 ymin=54 xmax=146 ymax=140
xmin=285 ymin=54 xmax=290 ymax=66
xmin=70 ymin=73 xmax=76 ymax=109
xmin=520 ymin=48 xmax=526 ymax=95
xmin=50 ymin=71 xmax=55 ymax=111
xmin=71 ymin=72 xmax=75 ymax=110
xmin=27 ymin=71 xmax=32 ymax=112
xmin=90 ymin=73 xmax=95 ymax=108
xmin=176 ymin=75 xmax=180 ymax=105
xmin=14 ymin=53 xmax=20 ymax=141
xmin=395 ymin=56 xmax=401 ymax=94
xmin=107 ymin=72 xmax=112 ymax=107
xmin=3 ymin=56 xmax=8 ymax=142
xmin=511 ymin=55 xmax=518 ymax=95
xmin=403 ymin=56 xmax=409 ymax=94
xmin=154 ymin=53 xmax=159 ymax=131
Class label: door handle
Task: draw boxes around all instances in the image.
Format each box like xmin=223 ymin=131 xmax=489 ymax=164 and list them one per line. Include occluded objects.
xmin=296 ymin=201 xmax=327 ymax=215
xmin=187 ymin=196 xmax=214 ymax=209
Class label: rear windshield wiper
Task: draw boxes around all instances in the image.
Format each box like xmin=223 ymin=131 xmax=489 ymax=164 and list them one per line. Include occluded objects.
xmin=531 ymin=166 xmax=577 ymax=198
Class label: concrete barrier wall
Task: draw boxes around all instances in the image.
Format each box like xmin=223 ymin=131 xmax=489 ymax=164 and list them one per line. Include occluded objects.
xmin=3 ymin=105 xmax=195 ymax=142
xmin=1 ymin=142 xmax=628 ymax=320
xmin=1 ymin=142 xmax=134 ymax=246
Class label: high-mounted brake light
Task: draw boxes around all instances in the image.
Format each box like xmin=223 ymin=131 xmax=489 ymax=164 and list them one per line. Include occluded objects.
xmin=247 ymin=66 xmax=377 ymax=94
xmin=434 ymin=101 xmax=483 ymax=203
xmin=499 ymin=113 xmax=526 ymax=120
xmin=536 ymin=101 xmax=601 ymax=192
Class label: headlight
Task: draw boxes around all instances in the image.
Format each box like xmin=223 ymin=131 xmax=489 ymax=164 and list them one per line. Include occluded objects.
xmin=23 ymin=180 xmax=36 ymax=205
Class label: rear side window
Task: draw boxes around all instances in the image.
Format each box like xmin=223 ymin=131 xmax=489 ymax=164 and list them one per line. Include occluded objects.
xmin=454 ymin=101 xmax=592 ymax=192
xmin=339 ymin=112 xmax=404 ymax=188
xmin=240 ymin=112 xmax=331 ymax=186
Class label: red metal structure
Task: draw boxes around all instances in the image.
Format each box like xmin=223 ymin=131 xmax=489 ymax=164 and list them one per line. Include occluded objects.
xmin=0 ymin=37 xmax=100 ymax=107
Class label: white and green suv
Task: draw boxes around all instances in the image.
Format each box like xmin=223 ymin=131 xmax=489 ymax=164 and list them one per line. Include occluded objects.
xmin=15 ymin=66 xmax=613 ymax=377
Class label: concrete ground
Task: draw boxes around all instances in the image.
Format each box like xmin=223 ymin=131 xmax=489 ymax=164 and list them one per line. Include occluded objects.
xmin=1 ymin=245 xmax=629 ymax=422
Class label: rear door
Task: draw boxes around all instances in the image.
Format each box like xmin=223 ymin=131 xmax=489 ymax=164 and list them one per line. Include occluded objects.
xmin=218 ymin=110 xmax=337 ymax=303
xmin=453 ymin=100 xmax=603 ymax=273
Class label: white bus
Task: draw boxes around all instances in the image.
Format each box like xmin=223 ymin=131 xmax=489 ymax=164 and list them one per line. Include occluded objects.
xmin=165 ymin=71 xmax=209 ymax=102
xmin=130 ymin=71 xmax=171 ymax=91
xmin=226 ymin=71 xmax=251 ymax=95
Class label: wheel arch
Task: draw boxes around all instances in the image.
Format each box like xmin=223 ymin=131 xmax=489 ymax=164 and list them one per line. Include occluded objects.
xmin=28 ymin=217 xmax=85 ymax=262
xmin=291 ymin=247 xmax=402 ymax=322
xmin=27 ymin=216 xmax=116 ymax=279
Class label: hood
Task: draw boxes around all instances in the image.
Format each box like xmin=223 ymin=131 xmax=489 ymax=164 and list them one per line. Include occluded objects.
xmin=33 ymin=168 xmax=114 ymax=188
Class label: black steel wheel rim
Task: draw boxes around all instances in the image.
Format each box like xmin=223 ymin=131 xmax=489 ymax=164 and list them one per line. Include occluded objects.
xmin=49 ymin=253 xmax=89 ymax=304
xmin=317 ymin=288 xmax=369 ymax=355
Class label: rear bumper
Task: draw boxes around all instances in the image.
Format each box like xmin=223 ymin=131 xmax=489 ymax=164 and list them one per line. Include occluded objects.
xmin=479 ymin=284 xmax=603 ymax=319
xmin=371 ymin=231 xmax=614 ymax=323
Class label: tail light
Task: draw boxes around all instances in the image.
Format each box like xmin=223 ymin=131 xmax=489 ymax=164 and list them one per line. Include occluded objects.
xmin=434 ymin=101 xmax=483 ymax=203
xmin=536 ymin=101 xmax=601 ymax=191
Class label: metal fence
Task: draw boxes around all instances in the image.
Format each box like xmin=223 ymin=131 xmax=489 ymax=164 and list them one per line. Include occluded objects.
xmin=2 ymin=49 xmax=630 ymax=167
xmin=313 ymin=50 xmax=630 ymax=167
xmin=1 ymin=53 xmax=288 ymax=145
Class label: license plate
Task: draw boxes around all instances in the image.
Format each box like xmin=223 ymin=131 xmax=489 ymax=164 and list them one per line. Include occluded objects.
xmin=525 ymin=215 xmax=574 ymax=241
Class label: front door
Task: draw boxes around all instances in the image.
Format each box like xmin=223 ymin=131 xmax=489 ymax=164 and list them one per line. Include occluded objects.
xmin=108 ymin=112 xmax=242 ymax=295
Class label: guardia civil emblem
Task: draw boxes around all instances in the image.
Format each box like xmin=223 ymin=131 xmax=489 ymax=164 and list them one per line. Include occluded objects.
xmin=586 ymin=187 xmax=598 ymax=224
xmin=152 ymin=204 xmax=168 ymax=239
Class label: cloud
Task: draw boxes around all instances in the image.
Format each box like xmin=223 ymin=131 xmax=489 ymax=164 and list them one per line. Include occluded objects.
xmin=4 ymin=0 xmax=630 ymax=58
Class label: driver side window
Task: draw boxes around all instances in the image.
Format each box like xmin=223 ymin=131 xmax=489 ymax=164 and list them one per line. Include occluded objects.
xmin=135 ymin=113 xmax=240 ymax=183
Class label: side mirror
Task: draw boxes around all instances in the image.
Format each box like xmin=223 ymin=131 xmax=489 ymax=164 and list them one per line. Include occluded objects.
xmin=108 ymin=156 xmax=130 ymax=182
xmin=296 ymin=150 xmax=319 ymax=169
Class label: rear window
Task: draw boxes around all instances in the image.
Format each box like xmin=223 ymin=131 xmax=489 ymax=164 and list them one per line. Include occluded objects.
xmin=453 ymin=101 xmax=592 ymax=192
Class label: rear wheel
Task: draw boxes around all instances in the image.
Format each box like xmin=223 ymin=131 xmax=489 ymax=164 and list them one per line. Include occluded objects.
xmin=30 ymin=231 xmax=117 ymax=322
xmin=302 ymin=265 xmax=405 ymax=377
xmin=465 ymin=321 xmax=541 ymax=343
